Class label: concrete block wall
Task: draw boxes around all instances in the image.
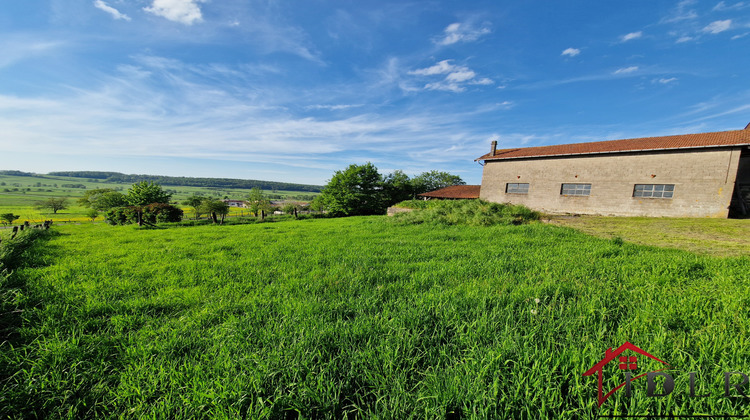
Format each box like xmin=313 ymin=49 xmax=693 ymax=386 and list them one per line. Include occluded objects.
xmin=479 ymin=147 xmax=744 ymax=218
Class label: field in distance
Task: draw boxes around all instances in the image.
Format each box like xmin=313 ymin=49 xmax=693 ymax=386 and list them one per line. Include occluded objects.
xmin=0 ymin=171 xmax=320 ymax=223
xmin=2 ymin=216 xmax=749 ymax=418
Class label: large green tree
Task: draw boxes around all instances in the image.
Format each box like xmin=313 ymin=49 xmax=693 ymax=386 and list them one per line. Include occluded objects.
xmin=126 ymin=181 xmax=172 ymax=206
xmin=318 ymin=163 xmax=385 ymax=216
xmin=78 ymin=188 xmax=127 ymax=211
xmin=381 ymin=170 xmax=414 ymax=206
xmin=410 ymin=170 xmax=465 ymax=195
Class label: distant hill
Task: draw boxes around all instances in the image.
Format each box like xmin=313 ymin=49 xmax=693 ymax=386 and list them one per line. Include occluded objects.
xmin=40 ymin=171 xmax=322 ymax=192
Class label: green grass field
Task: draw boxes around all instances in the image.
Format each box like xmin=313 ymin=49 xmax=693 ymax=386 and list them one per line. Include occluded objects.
xmin=0 ymin=173 xmax=317 ymax=224
xmin=549 ymin=216 xmax=750 ymax=257
xmin=2 ymin=216 xmax=749 ymax=418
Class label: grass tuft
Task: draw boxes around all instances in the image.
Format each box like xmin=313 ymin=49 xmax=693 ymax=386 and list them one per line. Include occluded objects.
xmin=392 ymin=199 xmax=541 ymax=226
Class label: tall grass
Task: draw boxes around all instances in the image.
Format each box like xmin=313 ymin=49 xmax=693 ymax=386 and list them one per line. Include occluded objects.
xmin=0 ymin=218 xmax=749 ymax=418
xmin=392 ymin=199 xmax=540 ymax=226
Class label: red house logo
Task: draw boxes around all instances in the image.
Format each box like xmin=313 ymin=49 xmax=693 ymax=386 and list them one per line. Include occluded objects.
xmin=582 ymin=342 xmax=669 ymax=406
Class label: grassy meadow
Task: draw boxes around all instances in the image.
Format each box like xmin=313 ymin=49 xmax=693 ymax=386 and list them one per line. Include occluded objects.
xmin=2 ymin=216 xmax=750 ymax=418
xmin=0 ymin=173 xmax=317 ymax=224
xmin=548 ymin=215 xmax=750 ymax=257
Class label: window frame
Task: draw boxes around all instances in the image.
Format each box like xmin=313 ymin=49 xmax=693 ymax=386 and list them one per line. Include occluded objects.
xmin=633 ymin=184 xmax=675 ymax=199
xmin=560 ymin=183 xmax=591 ymax=197
xmin=505 ymin=182 xmax=530 ymax=194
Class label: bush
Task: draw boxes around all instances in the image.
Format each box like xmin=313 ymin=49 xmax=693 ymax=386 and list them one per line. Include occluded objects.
xmin=391 ymin=199 xmax=540 ymax=226
xmin=105 ymin=204 xmax=183 ymax=225
xmin=104 ymin=207 xmax=140 ymax=225
xmin=143 ymin=203 xmax=183 ymax=223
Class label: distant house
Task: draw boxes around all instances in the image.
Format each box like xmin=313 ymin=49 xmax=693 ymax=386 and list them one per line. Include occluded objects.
xmin=418 ymin=185 xmax=481 ymax=200
xmin=475 ymin=125 xmax=750 ymax=218
xmin=222 ymin=199 xmax=247 ymax=208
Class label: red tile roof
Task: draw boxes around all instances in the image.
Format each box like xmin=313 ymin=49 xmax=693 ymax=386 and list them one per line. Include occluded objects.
xmin=476 ymin=128 xmax=750 ymax=161
xmin=418 ymin=185 xmax=481 ymax=199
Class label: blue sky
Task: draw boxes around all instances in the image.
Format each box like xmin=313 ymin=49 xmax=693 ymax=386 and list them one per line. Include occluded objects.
xmin=2 ymin=0 xmax=750 ymax=185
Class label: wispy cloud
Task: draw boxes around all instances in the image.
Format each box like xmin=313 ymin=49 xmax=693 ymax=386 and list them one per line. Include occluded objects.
xmin=0 ymin=36 xmax=66 ymax=69
xmin=93 ymin=0 xmax=131 ymax=21
xmin=661 ymin=0 xmax=698 ymax=23
xmin=305 ymin=104 xmax=365 ymax=111
xmin=620 ymin=31 xmax=643 ymax=42
xmin=713 ymin=1 xmax=748 ymax=11
xmin=561 ymin=47 xmax=580 ymax=57
xmin=0 ymin=55 xmax=503 ymax=182
xmin=703 ymin=19 xmax=732 ymax=33
xmin=434 ymin=21 xmax=491 ymax=46
xmin=144 ymin=0 xmax=205 ymax=25
xmin=408 ymin=60 xmax=493 ymax=92
xmin=613 ymin=66 xmax=639 ymax=75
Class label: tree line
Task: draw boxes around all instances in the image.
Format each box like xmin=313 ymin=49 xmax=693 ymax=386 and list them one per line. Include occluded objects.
xmin=47 ymin=171 xmax=322 ymax=192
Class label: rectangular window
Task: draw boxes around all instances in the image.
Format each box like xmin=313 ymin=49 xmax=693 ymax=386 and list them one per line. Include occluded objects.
xmin=561 ymin=183 xmax=591 ymax=196
xmin=506 ymin=183 xmax=529 ymax=194
xmin=633 ymin=184 xmax=674 ymax=199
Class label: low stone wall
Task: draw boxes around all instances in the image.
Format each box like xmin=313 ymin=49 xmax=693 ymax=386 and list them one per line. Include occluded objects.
xmin=386 ymin=207 xmax=414 ymax=216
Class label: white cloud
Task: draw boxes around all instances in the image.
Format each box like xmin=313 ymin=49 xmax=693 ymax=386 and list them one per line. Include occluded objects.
xmin=409 ymin=60 xmax=493 ymax=92
xmin=408 ymin=60 xmax=456 ymax=76
xmin=445 ymin=70 xmax=476 ymax=83
xmin=471 ymin=78 xmax=494 ymax=85
xmin=676 ymin=35 xmax=694 ymax=43
xmin=655 ymin=77 xmax=678 ymax=84
xmin=620 ymin=31 xmax=643 ymax=42
xmin=703 ymin=19 xmax=732 ymax=33
xmin=613 ymin=66 xmax=639 ymax=75
xmin=732 ymin=32 xmax=749 ymax=39
xmin=434 ymin=21 xmax=491 ymax=46
xmin=93 ymin=0 xmax=131 ymax=21
xmin=561 ymin=48 xmax=580 ymax=57
xmin=144 ymin=0 xmax=204 ymax=25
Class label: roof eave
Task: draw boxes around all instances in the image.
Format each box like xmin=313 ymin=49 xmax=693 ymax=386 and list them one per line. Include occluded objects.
xmin=476 ymin=143 xmax=750 ymax=162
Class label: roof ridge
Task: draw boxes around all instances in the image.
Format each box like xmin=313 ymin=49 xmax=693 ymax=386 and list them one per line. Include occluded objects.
xmin=478 ymin=127 xmax=750 ymax=161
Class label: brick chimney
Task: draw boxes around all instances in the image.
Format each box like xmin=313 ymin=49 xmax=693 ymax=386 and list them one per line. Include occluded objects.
xmin=491 ymin=140 xmax=497 ymax=156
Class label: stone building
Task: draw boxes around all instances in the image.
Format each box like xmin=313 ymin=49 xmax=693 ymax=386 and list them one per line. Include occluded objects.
xmin=476 ymin=125 xmax=750 ymax=217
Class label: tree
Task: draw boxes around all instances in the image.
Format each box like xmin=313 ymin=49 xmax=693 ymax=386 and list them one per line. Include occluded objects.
xmin=0 ymin=213 xmax=19 ymax=225
xmin=247 ymin=187 xmax=271 ymax=217
xmin=318 ymin=163 xmax=385 ymax=216
xmin=126 ymin=181 xmax=171 ymax=206
xmin=85 ymin=209 xmax=99 ymax=222
xmin=182 ymin=195 xmax=205 ymax=220
xmin=381 ymin=170 xmax=413 ymax=206
xmin=78 ymin=188 xmax=127 ymax=211
xmin=410 ymin=170 xmax=465 ymax=195
xmin=36 ymin=198 xmax=69 ymax=214
xmin=282 ymin=202 xmax=298 ymax=218
xmin=200 ymin=199 xmax=230 ymax=224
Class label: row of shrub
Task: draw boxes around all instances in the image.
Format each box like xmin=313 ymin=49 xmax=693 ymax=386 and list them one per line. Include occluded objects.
xmin=391 ymin=199 xmax=541 ymax=226
xmin=104 ymin=204 xmax=183 ymax=225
